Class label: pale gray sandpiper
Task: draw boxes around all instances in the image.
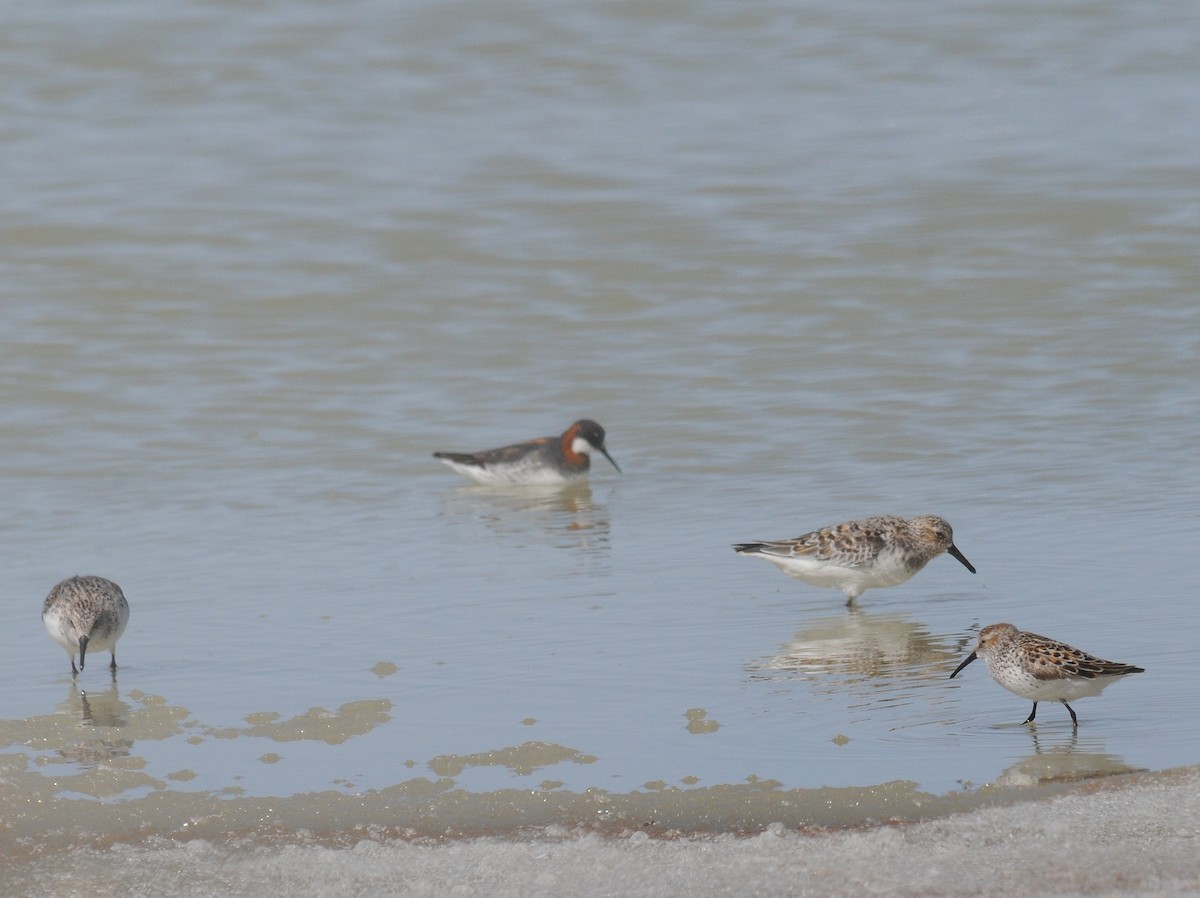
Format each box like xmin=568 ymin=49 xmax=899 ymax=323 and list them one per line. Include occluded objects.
xmin=950 ymin=622 xmax=1144 ymax=726
xmin=733 ymin=514 xmax=975 ymax=606
xmin=41 ymin=575 xmax=130 ymax=677
xmin=434 ymin=419 xmax=620 ymax=485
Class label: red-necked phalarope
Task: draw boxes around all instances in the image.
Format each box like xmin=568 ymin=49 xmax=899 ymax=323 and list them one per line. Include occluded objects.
xmin=734 ymin=514 xmax=975 ymax=605
xmin=434 ymin=419 xmax=620 ymax=485
xmin=950 ymin=623 xmax=1143 ymax=727
xmin=42 ymin=575 xmax=130 ymax=677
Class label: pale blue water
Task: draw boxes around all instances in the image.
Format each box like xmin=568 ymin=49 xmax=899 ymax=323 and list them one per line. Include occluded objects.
xmin=1 ymin=0 xmax=1198 ymax=886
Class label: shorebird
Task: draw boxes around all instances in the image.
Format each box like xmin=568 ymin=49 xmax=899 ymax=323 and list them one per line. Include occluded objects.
xmin=950 ymin=622 xmax=1144 ymax=726
xmin=434 ymin=419 xmax=620 ymax=485
xmin=42 ymin=575 xmax=130 ymax=677
xmin=734 ymin=514 xmax=975 ymax=605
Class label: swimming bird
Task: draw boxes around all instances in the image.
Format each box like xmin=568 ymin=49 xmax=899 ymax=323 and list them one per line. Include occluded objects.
xmin=42 ymin=575 xmax=130 ymax=677
xmin=733 ymin=514 xmax=975 ymax=605
xmin=433 ymin=419 xmax=620 ymax=485
xmin=950 ymin=622 xmax=1143 ymax=726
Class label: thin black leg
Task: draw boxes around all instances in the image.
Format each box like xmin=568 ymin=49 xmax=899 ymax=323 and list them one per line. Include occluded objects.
xmin=1062 ymin=700 xmax=1078 ymax=727
xmin=1023 ymin=702 xmax=1038 ymax=724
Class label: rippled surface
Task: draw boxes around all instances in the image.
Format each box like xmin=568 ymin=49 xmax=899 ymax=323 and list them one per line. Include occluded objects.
xmin=2 ymin=0 xmax=1198 ymax=877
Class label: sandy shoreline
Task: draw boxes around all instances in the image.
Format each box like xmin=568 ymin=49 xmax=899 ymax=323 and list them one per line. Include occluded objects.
xmin=5 ymin=764 xmax=1198 ymax=897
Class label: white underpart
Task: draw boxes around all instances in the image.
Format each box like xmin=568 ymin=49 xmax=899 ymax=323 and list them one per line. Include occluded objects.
xmin=982 ymin=657 xmax=1129 ymax=703
xmin=436 ymin=455 xmax=573 ymax=486
xmin=41 ymin=605 xmax=80 ymax=658
xmin=760 ymin=546 xmax=917 ymax=596
xmin=42 ymin=604 xmax=128 ymax=659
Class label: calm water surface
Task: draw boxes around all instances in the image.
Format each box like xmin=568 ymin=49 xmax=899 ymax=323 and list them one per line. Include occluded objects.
xmin=2 ymin=0 xmax=1198 ymax=877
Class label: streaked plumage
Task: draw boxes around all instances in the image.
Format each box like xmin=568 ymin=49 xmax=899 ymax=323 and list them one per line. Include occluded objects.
xmin=950 ymin=622 xmax=1143 ymax=726
xmin=42 ymin=575 xmax=130 ymax=677
xmin=733 ymin=514 xmax=975 ymax=605
xmin=434 ymin=419 xmax=620 ymax=485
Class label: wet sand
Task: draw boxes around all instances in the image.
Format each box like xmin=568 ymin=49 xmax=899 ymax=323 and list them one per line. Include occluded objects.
xmin=4 ymin=765 xmax=1197 ymax=897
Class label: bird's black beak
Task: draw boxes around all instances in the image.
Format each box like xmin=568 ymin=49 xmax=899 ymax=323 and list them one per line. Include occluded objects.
xmin=599 ymin=447 xmax=621 ymax=474
xmin=949 ymin=651 xmax=977 ymax=679
xmin=948 ymin=544 xmax=976 ymax=574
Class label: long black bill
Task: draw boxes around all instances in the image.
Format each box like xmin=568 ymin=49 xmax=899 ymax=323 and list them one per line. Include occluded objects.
xmin=949 ymin=651 xmax=977 ymax=679
xmin=948 ymin=544 xmax=976 ymax=574
xmin=599 ymin=447 xmax=621 ymax=474
xmin=78 ymin=634 xmax=90 ymax=671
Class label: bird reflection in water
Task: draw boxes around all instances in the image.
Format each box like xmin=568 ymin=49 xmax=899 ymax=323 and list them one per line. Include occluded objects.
xmin=749 ymin=611 xmax=970 ymax=684
xmin=438 ymin=481 xmax=611 ymax=554
xmin=994 ymin=728 xmax=1144 ymax=787
xmin=56 ymin=682 xmax=134 ymax=767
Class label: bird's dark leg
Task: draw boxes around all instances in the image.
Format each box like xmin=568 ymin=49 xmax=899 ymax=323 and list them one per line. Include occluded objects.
xmin=1023 ymin=702 xmax=1038 ymax=724
xmin=70 ymin=658 xmax=79 ymax=677
xmin=1061 ymin=700 xmax=1079 ymax=727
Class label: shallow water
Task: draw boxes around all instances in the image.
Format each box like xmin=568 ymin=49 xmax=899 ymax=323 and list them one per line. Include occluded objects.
xmin=2 ymin=0 xmax=1199 ymax=888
